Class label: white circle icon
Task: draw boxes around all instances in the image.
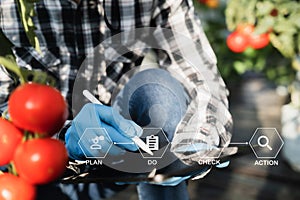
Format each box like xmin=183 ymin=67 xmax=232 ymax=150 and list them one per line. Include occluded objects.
xmin=257 ymin=135 xmax=272 ymax=151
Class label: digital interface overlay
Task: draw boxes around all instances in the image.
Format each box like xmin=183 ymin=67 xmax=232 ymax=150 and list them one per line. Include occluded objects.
xmin=71 ymin=28 xmax=284 ymax=173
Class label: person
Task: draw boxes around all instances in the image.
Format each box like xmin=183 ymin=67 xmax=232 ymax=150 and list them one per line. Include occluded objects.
xmin=0 ymin=0 xmax=233 ymax=199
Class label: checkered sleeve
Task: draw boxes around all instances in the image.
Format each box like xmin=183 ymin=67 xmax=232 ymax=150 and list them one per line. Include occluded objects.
xmin=152 ymin=0 xmax=234 ymax=165
xmin=0 ymin=65 xmax=14 ymax=108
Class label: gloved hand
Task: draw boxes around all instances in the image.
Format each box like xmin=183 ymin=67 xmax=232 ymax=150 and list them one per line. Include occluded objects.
xmin=65 ymin=103 xmax=143 ymax=160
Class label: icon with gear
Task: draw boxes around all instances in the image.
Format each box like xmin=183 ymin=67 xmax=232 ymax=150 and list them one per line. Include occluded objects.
xmin=78 ymin=128 xmax=113 ymax=159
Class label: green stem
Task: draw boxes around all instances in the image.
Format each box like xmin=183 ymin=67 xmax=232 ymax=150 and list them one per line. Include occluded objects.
xmin=23 ymin=130 xmax=32 ymax=141
xmin=1 ymin=109 xmax=9 ymax=120
xmin=34 ymin=132 xmax=42 ymax=139
xmin=8 ymin=163 xmax=18 ymax=176
xmin=0 ymin=56 xmax=26 ymax=84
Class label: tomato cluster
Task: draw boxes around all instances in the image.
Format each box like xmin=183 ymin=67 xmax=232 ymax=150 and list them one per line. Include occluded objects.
xmin=0 ymin=83 xmax=69 ymax=200
xmin=226 ymin=24 xmax=270 ymax=53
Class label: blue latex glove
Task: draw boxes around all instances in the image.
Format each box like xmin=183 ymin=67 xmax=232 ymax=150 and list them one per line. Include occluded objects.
xmin=65 ymin=103 xmax=143 ymax=160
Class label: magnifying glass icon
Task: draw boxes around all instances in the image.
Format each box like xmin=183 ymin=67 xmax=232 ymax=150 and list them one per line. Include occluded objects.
xmin=257 ymin=135 xmax=272 ymax=151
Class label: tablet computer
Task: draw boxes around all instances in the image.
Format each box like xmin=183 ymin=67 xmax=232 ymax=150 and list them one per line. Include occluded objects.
xmin=61 ymin=144 xmax=255 ymax=184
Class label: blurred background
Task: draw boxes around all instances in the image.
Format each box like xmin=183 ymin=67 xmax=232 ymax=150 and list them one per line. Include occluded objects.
xmin=111 ymin=0 xmax=300 ymax=199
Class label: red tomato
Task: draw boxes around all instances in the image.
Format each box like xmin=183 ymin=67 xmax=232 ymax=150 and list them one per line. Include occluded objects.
xmin=236 ymin=24 xmax=255 ymax=37
xmin=8 ymin=83 xmax=68 ymax=137
xmin=13 ymin=138 xmax=68 ymax=185
xmin=0 ymin=118 xmax=23 ymax=166
xmin=0 ymin=173 xmax=36 ymax=200
xmin=249 ymin=33 xmax=270 ymax=49
xmin=206 ymin=0 xmax=219 ymax=8
xmin=226 ymin=31 xmax=249 ymax=53
xmin=198 ymin=0 xmax=219 ymax=8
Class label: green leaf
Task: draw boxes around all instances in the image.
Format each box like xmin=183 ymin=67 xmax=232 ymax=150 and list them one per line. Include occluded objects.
xmin=0 ymin=27 xmax=55 ymax=85
xmin=225 ymin=0 xmax=240 ymax=31
xmin=290 ymin=13 xmax=300 ymax=29
xmin=255 ymin=16 xmax=275 ymax=34
xmin=273 ymin=17 xmax=297 ymax=34
xmin=233 ymin=61 xmax=249 ymax=74
xmin=278 ymin=1 xmax=300 ymax=15
xmin=16 ymin=0 xmax=41 ymax=53
xmin=255 ymin=1 xmax=274 ymax=16
xmin=0 ymin=56 xmax=26 ymax=84
xmin=254 ymin=56 xmax=266 ymax=72
xmin=266 ymin=68 xmax=277 ymax=80
xmin=273 ymin=0 xmax=290 ymax=3
xmin=243 ymin=0 xmax=257 ymax=24
xmin=292 ymin=55 xmax=300 ymax=70
xmin=225 ymin=0 xmax=257 ymax=31
xmin=298 ymin=34 xmax=300 ymax=54
xmin=242 ymin=47 xmax=257 ymax=58
xmin=0 ymin=56 xmax=57 ymax=85
xmin=270 ymin=32 xmax=295 ymax=58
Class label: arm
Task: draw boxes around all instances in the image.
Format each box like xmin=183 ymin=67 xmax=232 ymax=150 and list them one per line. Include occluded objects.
xmin=151 ymin=0 xmax=233 ymax=165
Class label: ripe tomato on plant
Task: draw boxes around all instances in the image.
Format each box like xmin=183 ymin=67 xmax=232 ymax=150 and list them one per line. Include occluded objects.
xmin=8 ymin=83 xmax=68 ymax=137
xmin=206 ymin=0 xmax=219 ymax=8
xmin=13 ymin=138 xmax=68 ymax=185
xmin=226 ymin=31 xmax=249 ymax=53
xmin=0 ymin=118 xmax=23 ymax=166
xmin=198 ymin=0 xmax=219 ymax=8
xmin=236 ymin=23 xmax=270 ymax=49
xmin=0 ymin=173 xmax=36 ymax=200
xmin=236 ymin=24 xmax=255 ymax=37
xmin=249 ymin=33 xmax=270 ymax=49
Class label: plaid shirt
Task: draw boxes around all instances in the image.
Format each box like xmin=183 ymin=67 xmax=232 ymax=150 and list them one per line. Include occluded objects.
xmin=0 ymin=0 xmax=234 ymax=164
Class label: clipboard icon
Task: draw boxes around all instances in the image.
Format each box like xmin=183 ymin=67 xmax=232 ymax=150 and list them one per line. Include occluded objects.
xmin=146 ymin=135 xmax=159 ymax=151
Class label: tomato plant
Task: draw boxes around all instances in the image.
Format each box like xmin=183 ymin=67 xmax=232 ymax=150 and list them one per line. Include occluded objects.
xmin=249 ymin=33 xmax=270 ymax=50
xmin=0 ymin=173 xmax=36 ymax=200
xmin=226 ymin=31 xmax=249 ymax=53
xmin=13 ymin=138 xmax=68 ymax=185
xmin=0 ymin=118 xmax=23 ymax=166
xmin=8 ymin=83 xmax=68 ymax=137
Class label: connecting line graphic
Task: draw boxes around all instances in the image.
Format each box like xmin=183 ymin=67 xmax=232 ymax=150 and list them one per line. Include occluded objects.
xmin=113 ymin=142 xmax=135 ymax=145
xmin=229 ymin=142 xmax=249 ymax=145
xmin=170 ymin=142 xmax=192 ymax=145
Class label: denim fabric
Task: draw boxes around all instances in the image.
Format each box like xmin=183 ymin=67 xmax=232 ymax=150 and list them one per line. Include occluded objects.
xmin=113 ymin=68 xmax=190 ymax=200
xmin=137 ymin=182 xmax=189 ymax=200
xmin=113 ymin=68 xmax=189 ymax=140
